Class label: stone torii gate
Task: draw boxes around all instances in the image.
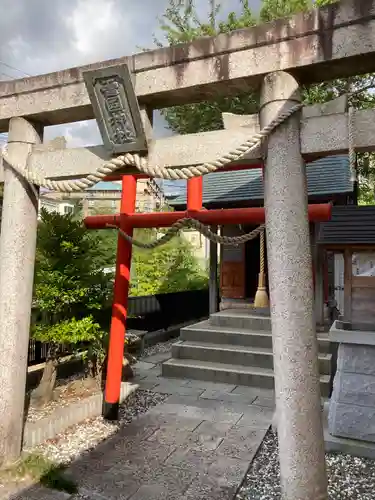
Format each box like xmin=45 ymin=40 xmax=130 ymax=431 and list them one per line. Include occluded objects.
xmin=1 ymin=1 xmax=375 ymax=499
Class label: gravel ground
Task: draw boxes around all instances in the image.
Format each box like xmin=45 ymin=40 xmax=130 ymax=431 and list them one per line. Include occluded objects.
xmin=237 ymin=430 xmax=375 ymax=500
xmin=30 ymin=390 xmax=168 ymax=465
xmin=26 ymin=375 xmax=99 ymax=423
xmin=139 ymin=338 xmax=176 ymax=359
xmin=26 ymin=336 xmax=175 ymax=424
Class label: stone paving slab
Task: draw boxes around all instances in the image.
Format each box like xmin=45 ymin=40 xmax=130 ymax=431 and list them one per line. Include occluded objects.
xmin=199 ymin=389 xmax=258 ymax=404
xmin=4 ymin=350 xmax=274 ymax=500
xmin=60 ymin=383 xmax=271 ymax=500
xmin=151 ymin=381 xmax=204 ymax=397
xmin=134 ymin=361 xmax=157 ymax=371
xmin=181 ymin=380 xmax=238 ymax=392
xmin=164 ymin=393 xmax=265 ymax=416
xmin=236 ymin=405 xmax=274 ymax=429
xmin=8 ymin=484 xmax=71 ymax=499
xmin=142 ymin=352 xmax=172 ymax=365
xmin=253 ymin=394 xmax=275 ymax=408
xmin=149 ymin=401 xmax=243 ymax=424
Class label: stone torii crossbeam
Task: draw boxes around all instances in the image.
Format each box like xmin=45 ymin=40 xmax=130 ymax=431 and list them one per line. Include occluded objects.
xmin=1 ymin=1 xmax=375 ymax=499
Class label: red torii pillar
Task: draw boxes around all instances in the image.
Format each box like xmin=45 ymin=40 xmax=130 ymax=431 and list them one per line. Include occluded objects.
xmin=102 ymin=175 xmax=137 ymax=420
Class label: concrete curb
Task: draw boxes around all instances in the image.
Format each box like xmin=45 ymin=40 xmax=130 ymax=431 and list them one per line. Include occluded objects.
xmin=23 ymin=382 xmax=139 ymax=449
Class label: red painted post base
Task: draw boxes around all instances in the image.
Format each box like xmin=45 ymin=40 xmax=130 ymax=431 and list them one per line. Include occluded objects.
xmin=102 ymin=400 xmax=120 ymax=421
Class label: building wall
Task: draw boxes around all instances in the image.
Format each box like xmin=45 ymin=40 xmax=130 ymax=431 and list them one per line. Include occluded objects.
xmin=219 ymin=223 xmax=326 ymax=318
xmin=220 ymin=226 xmax=246 ymax=300
xmin=38 ymin=178 xmax=165 ymax=218
xmin=181 ymin=229 xmax=208 ymax=267
xmin=39 ymin=196 xmax=76 ymax=217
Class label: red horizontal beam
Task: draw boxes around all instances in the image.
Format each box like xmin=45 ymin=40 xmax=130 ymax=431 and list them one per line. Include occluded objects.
xmin=84 ymin=203 xmax=331 ymax=230
xmin=104 ymin=163 xmax=264 ymax=182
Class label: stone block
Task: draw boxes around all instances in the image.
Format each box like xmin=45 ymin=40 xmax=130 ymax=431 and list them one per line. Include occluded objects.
xmin=206 ymin=455 xmax=250 ymax=486
xmin=216 ymin=427 xmax=266 ymax=460
xmin=185 ymin=433 xmax=224 ymax=452
xmin=13 ymin=485 xmax=71 ymax=500
xmin=164 ymin=393 xmax=255 ymax=415
xmin=127 ymin=464 xmax=198 ymax=500
xmin=193 ymin=421 xmax=233 ymax=436
xmin=149 ymin=402 xmax=243 ymax=425
xmin=183 ymin=478 xmax=238 ymax=500
xmin=235 ymin=405 xmax=273 ymax=429
xmin=253 ymin=395 xmax=275 ymax=408
xmin=129 ymin=484 xmax=184 ymax=500
xmin=146 ymin=426 xmax=193 ymax=446
xmin=143 ymin=352 xmax=172 ymax=364
xmin=134 ymin=361 xmax=157 ymax=372
xmin=328 ymin=401 xmax=375 ymax=442
xmin=152 ymin=381 xmax=203 ymax=397
xmin=165 ymin=447 xmax=216 ymax=472
xmin=181 ymin=380 xmax=237 ymax=392
xmin=231 ymin=386 xmax=275 ymax=398
xmin=332 ymin=370 xmax=375 ymax=407
xmin=199 ymin=389 xmax=257 ymax=404
xmin=136 ymin=412 xmax=203 ymax=431
xmin=337 ymin=343 xmax=375 ymax=376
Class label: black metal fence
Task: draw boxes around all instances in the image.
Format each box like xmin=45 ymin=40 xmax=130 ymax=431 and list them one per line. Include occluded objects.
xmin=28 ymin=339 xmax=49 ymax=366
xmin=127 ymin=289 xmax=210 ymax=331
xmin=28 ymin=289 xmax=210 ymax=366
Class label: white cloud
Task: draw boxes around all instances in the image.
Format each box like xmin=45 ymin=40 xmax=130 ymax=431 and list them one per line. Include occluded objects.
xmin=0 ymin=0 xmax=261 ymax=147
xmin=65 ymin=0 xmax=121 ymax=59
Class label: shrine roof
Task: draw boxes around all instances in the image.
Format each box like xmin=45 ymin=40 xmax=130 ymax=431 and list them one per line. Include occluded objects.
xmin=318 ymin=206 xmax=375 ymax=247
xmin=168 ymin=155 xmax=353 ymax=208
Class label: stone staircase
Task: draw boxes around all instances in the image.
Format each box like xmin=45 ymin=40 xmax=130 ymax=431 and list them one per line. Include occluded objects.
xmin=162 ymin=309 xmax=332 ymax=397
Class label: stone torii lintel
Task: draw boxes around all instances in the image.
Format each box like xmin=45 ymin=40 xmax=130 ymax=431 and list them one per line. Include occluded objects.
xmin=0 ymin=96 xmax=374 ymax=184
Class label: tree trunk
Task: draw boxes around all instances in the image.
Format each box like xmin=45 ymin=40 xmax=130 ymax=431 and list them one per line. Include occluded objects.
xmin=30 ymin=345 xmax=58 ymax=406
xmin=87 ymin=355 xmax=103 ymax=388
xmin=100 ymin=353 xmax=134 ymax=391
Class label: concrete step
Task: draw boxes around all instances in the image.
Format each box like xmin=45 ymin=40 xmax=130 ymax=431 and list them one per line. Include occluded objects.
xmin=180 ymin=320 xmax=331 ymax=353
xmin=172 ymin=340 xmax=332 ymax=375
xmin=162 ymin=358 xmax=331 ymax=397
xmin=210 ymin=310 xmax=271 ymax=331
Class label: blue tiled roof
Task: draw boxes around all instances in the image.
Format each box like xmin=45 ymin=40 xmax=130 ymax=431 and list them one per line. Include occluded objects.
xmin=88 ymin=181 xmax=121 ymax=191
xmin=169 ymin=155 xmax=353 ymax=207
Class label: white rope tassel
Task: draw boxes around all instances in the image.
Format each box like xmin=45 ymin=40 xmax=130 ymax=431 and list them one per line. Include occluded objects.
xmin=1 ymin=103 xmax=303 ymax=192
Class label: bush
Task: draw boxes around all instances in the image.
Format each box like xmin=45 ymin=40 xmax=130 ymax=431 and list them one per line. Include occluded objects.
xmin=31 ymin=210 xmax=112 ymax=403
xmin=131 ymin=235 xmax=208 ymax=296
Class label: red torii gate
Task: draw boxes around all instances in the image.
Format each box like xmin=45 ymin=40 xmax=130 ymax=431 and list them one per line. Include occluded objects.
xmin=84 ymin=162 xmax=332 ymax=420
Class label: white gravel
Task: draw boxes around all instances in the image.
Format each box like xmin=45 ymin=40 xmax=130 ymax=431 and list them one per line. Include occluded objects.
xmin=237 ymin=430 xmax=375 ymax=500
xmin=140 ymin=338 xmax=176 ymax=358
xmin=31 ymin=390 xmax=168 ymax=465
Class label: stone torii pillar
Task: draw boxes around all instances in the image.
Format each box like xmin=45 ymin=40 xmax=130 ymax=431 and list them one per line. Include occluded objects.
xmin=260 ymin=71 xmax=328 ymax=499
xmin=0 ymin=118 xmax=42 ymax=465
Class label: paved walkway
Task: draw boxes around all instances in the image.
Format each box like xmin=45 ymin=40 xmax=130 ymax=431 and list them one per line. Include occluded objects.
xmin=12 ymin=352 xmax=275 ymax=500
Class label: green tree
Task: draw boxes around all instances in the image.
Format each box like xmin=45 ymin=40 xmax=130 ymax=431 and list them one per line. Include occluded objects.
xmin=156 ymin=0 xmax=375 ymax=203
xmin=32 ymin=209 xmax=111 ymax=404
xmin=131 ymin=234 xmax=208 ymax=296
